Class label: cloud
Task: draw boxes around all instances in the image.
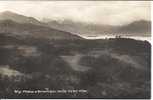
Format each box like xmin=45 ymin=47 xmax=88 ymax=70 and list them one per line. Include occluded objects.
xmin=0 ymin=1 xmax=151 ymax=25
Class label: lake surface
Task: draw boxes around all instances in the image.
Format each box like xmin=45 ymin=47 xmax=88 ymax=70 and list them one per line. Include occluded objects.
xmin=81 ymin=35 xmax=151 ymax=43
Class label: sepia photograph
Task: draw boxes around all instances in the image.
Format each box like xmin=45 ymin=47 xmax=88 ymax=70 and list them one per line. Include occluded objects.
xmin=0 ymin=1 xmax=151 ymax=99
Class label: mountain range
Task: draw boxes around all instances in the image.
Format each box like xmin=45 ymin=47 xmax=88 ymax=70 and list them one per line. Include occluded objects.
xmin=46 ymin=19 xmax=151 ymax=37
xmin=0 ymin=11 xmax=151 ymax=38
xmin=0 ymin=11 xmax=82 ymax=40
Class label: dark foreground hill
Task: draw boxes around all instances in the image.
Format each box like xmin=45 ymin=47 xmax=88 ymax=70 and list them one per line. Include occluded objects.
xmin=0 ymin=33 xmax=151 ymax=99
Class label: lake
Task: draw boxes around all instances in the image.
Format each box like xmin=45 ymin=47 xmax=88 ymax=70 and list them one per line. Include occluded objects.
xmin=81 ymin=35 xmax=151 ymax=43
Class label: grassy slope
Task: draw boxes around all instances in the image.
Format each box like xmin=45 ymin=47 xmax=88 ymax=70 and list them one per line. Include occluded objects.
xmin=0 ymin=33 xmax=151 ymax=98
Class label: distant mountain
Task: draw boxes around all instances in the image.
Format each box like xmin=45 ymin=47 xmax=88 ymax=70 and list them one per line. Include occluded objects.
xmin=0 ymin=11 xmax=42 ymax=25
xmin=0 ymin=20 xmax=82 ymax=40
xmin=118 ymin=20 xmax=151 ymax=36
xmin=45 ymin=19 xmax=151 ymax=37
xmin=45 ymin=19 xmax=114 ymax=36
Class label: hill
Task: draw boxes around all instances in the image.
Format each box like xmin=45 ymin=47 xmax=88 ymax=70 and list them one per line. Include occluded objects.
xmin=0 ymin=32 xmax=150 ymax=98
xmin=0 ymin=11 xmax=42 ymax=25
xmin=0 ymin=20 xmax=82 ymax=40
xmin=118 ymin=20 xmax=151 ymax=36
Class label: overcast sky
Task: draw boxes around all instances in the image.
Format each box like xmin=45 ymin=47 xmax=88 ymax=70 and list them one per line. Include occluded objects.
xmin=0 ymin=1 xmax=151 ymax=25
